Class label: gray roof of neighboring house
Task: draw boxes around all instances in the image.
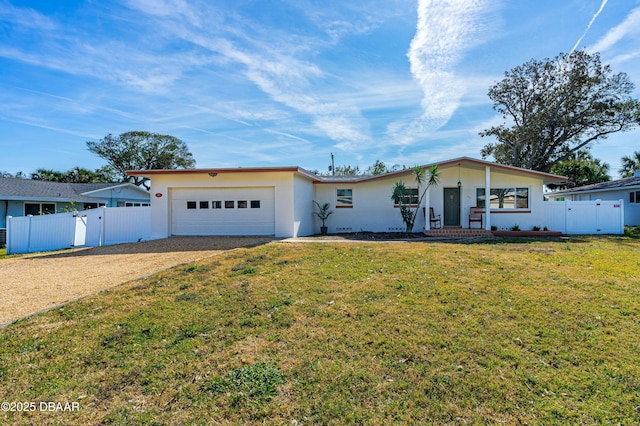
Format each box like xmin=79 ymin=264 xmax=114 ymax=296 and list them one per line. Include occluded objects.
xmin=0 ymin=177 xmax=119 ymax=202
xmin=550 ymin=175 xmax=640 ymax=195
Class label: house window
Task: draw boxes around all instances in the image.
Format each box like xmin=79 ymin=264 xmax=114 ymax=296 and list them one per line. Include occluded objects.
xmin=476 ymin=188 xmax=529 ymax=209
xmin=212 ymin=201 xmax=222 ymax=209
xmin=125 ymin=202 xmax=150 ymax=207
xmin=251 ymin=200 xmax=260 ymax=208
xmin=24 ymin=203 xmax=55 ymax=216
xmin=225 ymin=200 xmax=235 ymax=209
xmin=394 ymin=188 xmax=419 ymax=206
xmin=238 ymin=200 xmax=248 ymax=209
xmin=187 ymin=201 xmax=197 ymax=209
xmin=83 ymin=203 xmax=106 ymax=210
xmin=336 ymin=189 xmax=353 ymax=207
xmin=200 ymin=201 xmax=209 ymax=209
xmin=630 ymin=191 xmax=640 ymax=204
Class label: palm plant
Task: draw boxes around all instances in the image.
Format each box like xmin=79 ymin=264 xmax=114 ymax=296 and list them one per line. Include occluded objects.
xmin=391 ymin=165 xmax=439 ymax=233
xmin=313 ymin=201 xmax=333 ymax=234
xmin=619 ymin=151 xmax=640 ymax=178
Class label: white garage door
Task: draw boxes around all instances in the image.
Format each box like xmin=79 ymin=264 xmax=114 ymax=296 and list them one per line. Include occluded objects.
xmin=171 ymin=187 xmax=275 ymax=236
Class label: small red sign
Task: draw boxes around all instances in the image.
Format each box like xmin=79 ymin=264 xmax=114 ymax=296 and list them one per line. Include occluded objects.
xmin=155 ymin=193 xmax=163 ymax=198
xmin=614 ymin=204 xmax=620 ymax=208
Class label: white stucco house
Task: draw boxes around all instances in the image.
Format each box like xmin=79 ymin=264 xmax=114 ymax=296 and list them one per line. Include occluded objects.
xmin=128 ymin=157 xmax=567 ymax=239
xmin=545 ymin=171 xmax=640 ymax=226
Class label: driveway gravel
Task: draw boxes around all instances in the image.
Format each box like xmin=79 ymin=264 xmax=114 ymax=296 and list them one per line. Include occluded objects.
xmin=0 ymin=236 xmax=272 ymax=326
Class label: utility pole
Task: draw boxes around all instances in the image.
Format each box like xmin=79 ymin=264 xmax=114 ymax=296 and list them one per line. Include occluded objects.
xmin=330 ymin=153 xmax=335 ymax=176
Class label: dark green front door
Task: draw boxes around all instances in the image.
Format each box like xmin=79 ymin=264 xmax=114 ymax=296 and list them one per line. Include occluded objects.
xmin=444 ymin=187 xmax=461 ymax=227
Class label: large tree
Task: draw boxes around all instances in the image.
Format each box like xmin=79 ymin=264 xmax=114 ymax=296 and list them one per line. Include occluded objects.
xmin=619 ymin=151 xmax=640 ymax=178
xmin=87 ymin=131 xmax=196 ymax=189
xmin=480 ymin=51 xmax=640 ymax=172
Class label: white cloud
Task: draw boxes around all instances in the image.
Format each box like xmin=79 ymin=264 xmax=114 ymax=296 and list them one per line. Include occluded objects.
xmin=395 ymin=0 xmax=498 ymax=146
xmin=571 ymin=0 xmax=608 ymax=52
xmin=589 ymin=6 xmax=640 ymax=53
xmin=0 ymin=1 xmax=57 ymax=30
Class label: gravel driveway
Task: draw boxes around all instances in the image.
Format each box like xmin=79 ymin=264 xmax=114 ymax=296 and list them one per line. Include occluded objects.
xmin=0 ymin=236 xmax=272 ymax=326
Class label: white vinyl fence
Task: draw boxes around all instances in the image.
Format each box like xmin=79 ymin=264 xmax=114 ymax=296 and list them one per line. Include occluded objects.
xmin=544 ymin=200 xmax=624 ymax=235
xmin=6 ymin=206 xmax=150 ymax=254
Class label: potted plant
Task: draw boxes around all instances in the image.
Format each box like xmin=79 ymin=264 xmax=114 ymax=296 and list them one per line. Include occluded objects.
xmin=313 ymin=201 xmax=333 ymax=235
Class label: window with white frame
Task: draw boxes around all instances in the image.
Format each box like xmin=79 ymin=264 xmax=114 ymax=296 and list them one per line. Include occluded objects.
xmin=336 ymin=189 xmax=353 ymax=207
xmin=630 ymin=190 xmax=640 ymax=204
xmin=476 ymin=187 xmax=529 ymax=209
xmin=393 ymin=187 xmax=419 ymax=206
xmin=24 ymin=203 xmax=55 ymax=215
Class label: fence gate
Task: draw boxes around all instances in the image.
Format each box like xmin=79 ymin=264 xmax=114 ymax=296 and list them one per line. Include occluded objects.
xmin=544 ymin=200 xmax=624 ymax=234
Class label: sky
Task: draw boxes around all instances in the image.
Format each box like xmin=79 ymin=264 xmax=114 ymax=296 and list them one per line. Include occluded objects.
xmin=1 ymin=0 xmax=639 ymax=178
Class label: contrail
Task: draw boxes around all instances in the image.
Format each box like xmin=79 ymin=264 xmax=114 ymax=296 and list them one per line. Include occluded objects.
xmin=572 ymin=0 xmax=608 ymax=52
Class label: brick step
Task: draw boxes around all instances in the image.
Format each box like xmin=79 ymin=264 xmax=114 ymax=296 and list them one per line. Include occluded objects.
xmin=424 ymin=228 xmax=492 ymax=238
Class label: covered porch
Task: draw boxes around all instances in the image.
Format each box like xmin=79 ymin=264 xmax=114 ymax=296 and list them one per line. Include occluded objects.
xmin=421 ymin=158 xmax=566 ymax=233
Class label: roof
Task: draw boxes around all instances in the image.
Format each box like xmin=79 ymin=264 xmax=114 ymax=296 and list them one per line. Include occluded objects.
xmin=0 ymin=177 xmax=134 ymax=202
xmin=127 ymin=157 xmax=567 ymax=186
xmin=548 ymin=175 xmax=640 ymax=196
xmin=313 ymin=157 xmax=567 ymax=185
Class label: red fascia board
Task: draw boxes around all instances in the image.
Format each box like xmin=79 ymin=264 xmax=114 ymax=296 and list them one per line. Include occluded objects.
xmin=127 ymin=167 xmax=321 ymax=181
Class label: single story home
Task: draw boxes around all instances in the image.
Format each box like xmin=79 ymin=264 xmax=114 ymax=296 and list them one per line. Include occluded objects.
xmin=128 ymin=157 xmax=567 ymax=239
xmin=0 ymin=177 xmax=150 ymax=231
xmin=545 ymin=170 xmax=640 ymax=226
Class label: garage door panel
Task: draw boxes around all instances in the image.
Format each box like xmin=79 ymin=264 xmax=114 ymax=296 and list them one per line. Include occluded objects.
xmin=171 ymin=187 xmax=275 ymax=236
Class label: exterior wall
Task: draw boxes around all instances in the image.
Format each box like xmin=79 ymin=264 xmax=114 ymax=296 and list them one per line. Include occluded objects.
xmin=314 ymin=176 xmax=409 ymax=233
xmin=547 ymin=188 xmax=640 ymax=226
xmin=4 ymin=200 xmax=77 ymax=225
xmin=147 ymin=171 xmax=299 ymax=239
xmin=427 ymin=167 xmax=546 ymax=230
xmin=0 ymin=200 xmax=6 ymax=228
xmin=293 ymin=174 xmax=315 ymax=236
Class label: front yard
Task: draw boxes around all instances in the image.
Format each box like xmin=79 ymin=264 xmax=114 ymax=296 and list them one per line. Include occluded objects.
xmin=1 ymin=235 xmax=639 ymax=424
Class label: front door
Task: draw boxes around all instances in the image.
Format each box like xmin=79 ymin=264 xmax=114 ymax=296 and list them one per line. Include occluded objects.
xmin=444 ymin=187 xmax=461 ymax=227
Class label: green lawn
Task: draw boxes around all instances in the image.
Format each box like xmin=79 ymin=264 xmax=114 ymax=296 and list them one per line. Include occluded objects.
xmin=1 ymin=235 xmax=639 ymax=425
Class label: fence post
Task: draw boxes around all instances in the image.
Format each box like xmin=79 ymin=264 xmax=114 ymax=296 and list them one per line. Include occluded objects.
xmin=6 ymin=216 xmax=12 ymax=254
xmin=27 ymin=215 xmax=33 ymax=253
xmin=98 ymin=206 xmax=106 ymax=246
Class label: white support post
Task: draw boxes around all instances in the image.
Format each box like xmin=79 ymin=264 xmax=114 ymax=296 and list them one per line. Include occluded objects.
xmin=424 ymin=180 xmax=430 ymax=231
xmin=484 ymin=166 xmax=491 ymax=230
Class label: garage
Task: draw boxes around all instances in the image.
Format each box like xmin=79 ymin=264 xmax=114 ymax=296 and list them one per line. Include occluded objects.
xmin=170 ymin=187 xmax=275 ymax=236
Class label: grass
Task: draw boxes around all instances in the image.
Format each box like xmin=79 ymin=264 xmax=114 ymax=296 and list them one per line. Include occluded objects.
xmin=1 ymin=234 xmax=639 ymax=424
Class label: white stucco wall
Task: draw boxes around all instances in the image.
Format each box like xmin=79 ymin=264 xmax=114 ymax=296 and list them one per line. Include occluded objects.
xmin=293 ymin=174 xmax=315 ymax=236
xmin=314 ymin=176 xmax=411 ymax=233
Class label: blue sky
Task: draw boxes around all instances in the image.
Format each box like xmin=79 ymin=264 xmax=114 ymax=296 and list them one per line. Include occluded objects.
xmin=1 ymin=0 xmax=639 ymax=178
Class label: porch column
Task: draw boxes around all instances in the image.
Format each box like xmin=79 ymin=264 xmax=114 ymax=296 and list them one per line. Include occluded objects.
xmin=484 ymin=166 xmax=491 ymax=230
xmin=423 ymin=180 xmax=431 ymax=231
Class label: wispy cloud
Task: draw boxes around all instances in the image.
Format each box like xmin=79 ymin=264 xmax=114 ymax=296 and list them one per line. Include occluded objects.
xmin=0 ymin=1 xmax=57 ymax=30
xmin=571 ymin=0 xmax=608 ymax=52
xmin=392 ymin=0 xmax=498 ymax=146
xmin=589 ymin=6 xmax=640 ymax=53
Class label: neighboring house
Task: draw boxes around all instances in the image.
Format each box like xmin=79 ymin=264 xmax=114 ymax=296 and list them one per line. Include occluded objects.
xmin=0 ymin=177 xmax=151 ymax=231
xmin=546 ymin=170 xmax=640 ymax=226
xmin=128 ymin=157 xmax=567 ymax=239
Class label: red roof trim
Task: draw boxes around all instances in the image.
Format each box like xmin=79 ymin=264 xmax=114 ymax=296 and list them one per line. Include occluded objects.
xmin=127 ymin=167 xmax=321 ymax=181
